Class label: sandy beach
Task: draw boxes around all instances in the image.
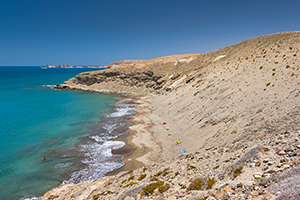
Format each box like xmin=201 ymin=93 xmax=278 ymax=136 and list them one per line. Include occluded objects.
xmin=107 ymin=96 xmax=166 ymax=176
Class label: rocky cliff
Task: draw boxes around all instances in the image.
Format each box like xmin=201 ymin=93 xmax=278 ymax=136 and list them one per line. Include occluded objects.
xmin=43 ymin=32 xmax=300 ymax=200
xmin=56 ymin=54 xmax=199 ymax=94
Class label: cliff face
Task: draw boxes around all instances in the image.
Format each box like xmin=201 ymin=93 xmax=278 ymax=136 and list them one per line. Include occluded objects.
xmin=45 ymin=32 xmax=300 ymax=200
xmin=56 ymin=54 xmax=199 ymax=94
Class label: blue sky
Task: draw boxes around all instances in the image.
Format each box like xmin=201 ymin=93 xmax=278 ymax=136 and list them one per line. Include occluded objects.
xmin=1 ymin=0 xmax=299 ymax=66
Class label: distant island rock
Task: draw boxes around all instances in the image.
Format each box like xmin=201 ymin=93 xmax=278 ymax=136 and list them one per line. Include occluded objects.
xmin=43 ymin=63 xmax=105 ymax=69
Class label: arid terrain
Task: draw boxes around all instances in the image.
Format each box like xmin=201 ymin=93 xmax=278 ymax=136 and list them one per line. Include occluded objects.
xmin=42 ymin=32 xmax=300 ymax=200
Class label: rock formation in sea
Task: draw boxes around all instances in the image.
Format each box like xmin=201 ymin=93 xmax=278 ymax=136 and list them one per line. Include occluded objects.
xmin=42 ymin=32 xmax=300 ymax=200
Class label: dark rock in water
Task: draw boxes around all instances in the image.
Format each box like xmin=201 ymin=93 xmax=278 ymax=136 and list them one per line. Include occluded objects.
xmin=56 ymin=85 xmax=70 ymax=89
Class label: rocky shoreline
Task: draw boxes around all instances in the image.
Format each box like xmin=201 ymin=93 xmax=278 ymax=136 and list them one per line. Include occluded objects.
xmin=40 ymin=32 xmax=300 ymax=200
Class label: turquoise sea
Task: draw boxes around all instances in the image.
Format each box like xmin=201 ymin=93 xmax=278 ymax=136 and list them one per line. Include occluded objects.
xmin=0 ymin=67 xmax=137 ymax=200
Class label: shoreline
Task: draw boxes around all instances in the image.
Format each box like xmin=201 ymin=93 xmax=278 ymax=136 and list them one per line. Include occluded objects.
xmin=106 ymin=96 xmax=153 ymax=176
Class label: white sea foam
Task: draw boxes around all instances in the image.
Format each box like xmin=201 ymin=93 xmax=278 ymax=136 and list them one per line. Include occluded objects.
xmin=102 ymin=123 xmax=118 ymax=133
xmin=107 ymin=107 xmax=137 ymax=117
xmin=42 ymin=84 xmax=56 ymax=89
xmin=65 ymin=140 xmax=125 ymax=183
xmin=63 ymin=98 xmax=135 ymax=184
xmin=23 ymin=198 xmax=38 ymax=200
xmin=90 ymin=135 xmax=104 ymax=142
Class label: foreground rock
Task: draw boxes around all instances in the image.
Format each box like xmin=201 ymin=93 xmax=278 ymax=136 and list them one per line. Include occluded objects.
xmin=43 ymin=32 xmax=300 ymax=199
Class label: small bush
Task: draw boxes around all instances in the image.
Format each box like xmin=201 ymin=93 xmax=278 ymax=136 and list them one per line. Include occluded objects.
xmin=175 ymin=172 xmax=180 ymax=176
xmin=155 ymin=171 xmax=163 ymax=176
xmin=213 ymin=165 xmax=219 ymax=170
xmin=107 ymin=181 xmax=112 ymax=186
xmin=128 ymin=170 xmax=133 ymax=174
xmin=142 ymin=181 xmax=165 ymax=195
xmin=100 ymin=190 xmax=112 ymax=195
xmin=93 ymin=194 xmax=100 ymax=200
xmin=122 ymin=182 xmax=138 ymax=188
xmin=264 ymin=147 xmax=270 ymax=151
xmin=128 ymin=175 xmax=134 ymax=181
xmin=233 ymin=166 xmax=243 ymax=177
xmin=162 ymin=171 xmax=169 ymax=176
xmin=150 ymin=176 xmax=158 ymax=181
xmin=185 ymin=153 xmax=192 ymax=158
xmin=266 ymin=82 xmax=271 ymax=86
xmin=143 ymin=167 xmax=147 ymax=172
xmin=255 ymin=178 xmax=264 ymax=182
xmin=138 ymin=174 xmax=146 ymax=181
xmin=231 ymin=130 xmax=237 ymax=134
xmin=187 ymin=178 xmax=202 ymax=190
xmin=206 ymin=178 xmax=217 ymax=189
xmin=158 ymin=184 xmax=170 ymax=193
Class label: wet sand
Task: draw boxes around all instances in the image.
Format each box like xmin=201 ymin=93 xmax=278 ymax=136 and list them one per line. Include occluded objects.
xmin=105 ymin=97 xmax=150 ymax=176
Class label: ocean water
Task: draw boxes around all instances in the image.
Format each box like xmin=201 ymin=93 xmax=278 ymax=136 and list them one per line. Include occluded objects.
xmin=0 ymin=67 xmax=137 ymax=200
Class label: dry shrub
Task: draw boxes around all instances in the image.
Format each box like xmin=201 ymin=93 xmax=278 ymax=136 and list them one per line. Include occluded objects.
xmin=187 ymin=178 xmax=202 ymax=190
xmin=269 ymin=175 xmax=300 ymax=200
xmin=137 ymin=174 xmax=146 ymax=181
xmin=142 ymin=181 xmax=170 ymax=195
xmin=206 ymin=178 xmax=217 ymax=189
xmin=267 ymin=167 xmax=300 ymax=199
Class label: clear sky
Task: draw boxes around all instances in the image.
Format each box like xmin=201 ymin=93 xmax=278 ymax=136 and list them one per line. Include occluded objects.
xmin=1 ymin=0 xmax=300 ymax=66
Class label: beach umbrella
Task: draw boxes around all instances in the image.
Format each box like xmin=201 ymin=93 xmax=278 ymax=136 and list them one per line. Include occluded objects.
xmin=182 ymin=149 xmax=187 ymax=153
xmin=162 ymin=121 xmax=166 ymax=125
xmin=166 ymin=127 xmax=169 ymax=130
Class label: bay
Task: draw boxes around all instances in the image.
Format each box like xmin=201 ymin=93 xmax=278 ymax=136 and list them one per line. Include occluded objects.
xmin=0 ymin=67 xmax=122 ymax=199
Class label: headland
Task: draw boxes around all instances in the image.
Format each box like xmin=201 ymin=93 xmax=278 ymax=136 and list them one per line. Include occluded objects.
xmin=40 ymin=32 xmax=300 ymax=200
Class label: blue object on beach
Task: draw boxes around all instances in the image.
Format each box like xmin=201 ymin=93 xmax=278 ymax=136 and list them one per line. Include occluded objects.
xmin=182 ymin=149 xmax=186 ymax=153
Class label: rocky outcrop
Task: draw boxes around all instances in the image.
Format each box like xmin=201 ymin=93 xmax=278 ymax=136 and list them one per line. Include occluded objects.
xmin=56 ymin=67 xmax=168 ymax=94
xmin=56 ymin=54 xmax=200 ymax=94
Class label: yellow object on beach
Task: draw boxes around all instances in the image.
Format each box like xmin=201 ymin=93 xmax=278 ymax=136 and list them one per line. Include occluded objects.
xmin=176 ymin=141 xmax=181 ymax=144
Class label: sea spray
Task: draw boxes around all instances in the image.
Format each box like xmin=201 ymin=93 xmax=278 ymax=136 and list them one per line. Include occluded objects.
xmin=63 ymin=97 xmax=138 ymax=184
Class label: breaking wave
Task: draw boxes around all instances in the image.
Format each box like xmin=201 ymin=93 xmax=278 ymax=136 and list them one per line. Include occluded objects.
xmin=63 ymin=97 xmax=138 ymax=184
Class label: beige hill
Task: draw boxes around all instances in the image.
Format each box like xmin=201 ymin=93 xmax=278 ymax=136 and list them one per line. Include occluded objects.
xmin=106 ymin=54 xmax=200 ymax=69
xmin=42 ymin=32 xmax=300 ymax=200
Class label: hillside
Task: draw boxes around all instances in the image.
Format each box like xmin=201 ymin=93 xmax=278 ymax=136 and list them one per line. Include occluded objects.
xmin=42 ymin=32 xmax=300 ymax=200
